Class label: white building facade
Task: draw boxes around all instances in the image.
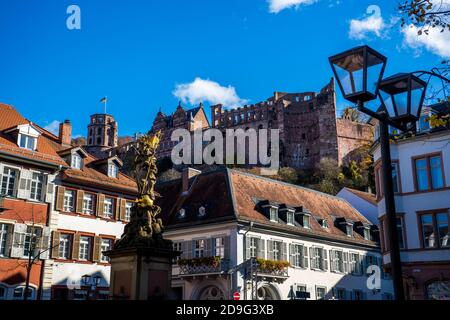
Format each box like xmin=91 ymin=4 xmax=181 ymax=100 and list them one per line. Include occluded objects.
xmin=49 ymin=148 xmax=136 ymax=300
xmin=159 ymin=168 xmax=394 ymax=300
xmin=372 ymin=106 xmax=450 ymax=300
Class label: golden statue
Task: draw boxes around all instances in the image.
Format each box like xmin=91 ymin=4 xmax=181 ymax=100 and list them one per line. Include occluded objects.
xmin=115 ymin=131 xmax=170 ymax=249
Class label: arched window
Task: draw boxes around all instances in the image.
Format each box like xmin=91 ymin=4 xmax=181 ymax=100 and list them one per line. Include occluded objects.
xmin=97 ymin=127 xmax=102 ymax=135
xmin=97 ymin=137 xmax=102 ymax=145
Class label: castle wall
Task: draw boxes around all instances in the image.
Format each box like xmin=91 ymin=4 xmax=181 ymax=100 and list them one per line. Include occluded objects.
xmin=336 ymin=119 xmax=374 ymax=166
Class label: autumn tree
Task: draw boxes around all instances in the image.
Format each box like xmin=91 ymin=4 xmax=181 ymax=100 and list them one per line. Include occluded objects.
xmin=399 ymin=0 xmax=450 ymax=34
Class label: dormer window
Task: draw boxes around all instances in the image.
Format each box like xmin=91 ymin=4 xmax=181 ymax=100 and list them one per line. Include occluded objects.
xmin=108 ymin=163 xmax=119 ymax=178
xmin=269 ymin=207 xmax=278 ymax=222
xmin=346 ymin=224 xmax=353 ymax=237
xmin=12 ymin=124 xmax=40 ymax=151
xmin=19 ymin=134 xmax=37 ymax=150
xmin=363 ymin=227 xmax=371 ymax=240
xmin=303 ymin=215 xmax=311 ymax=229
xmin=198 ymin=206 xmax=206 ymax=218
xmin=286 ymin=211 xmax=295 ymax=226
xmin=71 ymin=153 xmax=82 ymax=169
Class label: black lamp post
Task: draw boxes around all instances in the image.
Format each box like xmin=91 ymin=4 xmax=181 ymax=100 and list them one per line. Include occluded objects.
xmin=329 ymin=45 xmax=428 ymax=301
xmin=81 ymin=274 xmax=102 ymax=300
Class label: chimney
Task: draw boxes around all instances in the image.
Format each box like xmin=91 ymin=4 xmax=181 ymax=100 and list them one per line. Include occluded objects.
xmin=182 ymin=168 xmax=201 ymax=193
xmin=59 ymin=120 xmax=72 ymax=146
xmin=274 ymin=91 xmax=279 ymax=101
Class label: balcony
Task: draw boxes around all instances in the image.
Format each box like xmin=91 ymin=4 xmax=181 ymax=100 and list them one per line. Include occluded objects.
xmin=255 ymin=259 xmax=289 ymax=283
xmin=177 ymin=257 xmax=229 ymax=279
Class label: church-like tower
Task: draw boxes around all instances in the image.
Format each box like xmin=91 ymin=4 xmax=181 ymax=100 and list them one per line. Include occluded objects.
xmin=85 ymin=114 xmax=118 ymax=158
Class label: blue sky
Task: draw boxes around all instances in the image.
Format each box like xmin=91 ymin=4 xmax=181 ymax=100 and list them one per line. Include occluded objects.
xmin=0 ymin=0 xmax=448 ymax=137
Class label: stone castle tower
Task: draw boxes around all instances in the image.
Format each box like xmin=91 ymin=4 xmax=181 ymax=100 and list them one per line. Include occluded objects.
xmin=85 ymin=113 xmax=118 ymax=158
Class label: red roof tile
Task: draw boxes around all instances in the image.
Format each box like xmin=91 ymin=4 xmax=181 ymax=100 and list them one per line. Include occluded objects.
xmin=0 ymin=104 xmax=67 ymax=166
xmin=157 ymin=168 xmax=378 ymax=247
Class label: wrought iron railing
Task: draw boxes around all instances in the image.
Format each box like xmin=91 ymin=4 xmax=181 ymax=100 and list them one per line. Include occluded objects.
xmin=178 ymin=259 xmax=229 ymax=275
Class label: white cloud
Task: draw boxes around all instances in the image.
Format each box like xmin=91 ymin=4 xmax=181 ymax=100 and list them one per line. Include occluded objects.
xmin=268 ymin=0 xmax=318 ymax=13
xmin=402 ymin=24 xmax=450 ymax=59
xmin=173 ymin=77 xmax=247 ymax=108
xmin=349 ymin=5 xmax=385 ymax=40
xmin=44 ymin=120 xmax=60 ymax=135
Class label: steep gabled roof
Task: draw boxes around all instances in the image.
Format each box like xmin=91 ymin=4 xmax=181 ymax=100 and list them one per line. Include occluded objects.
xmin=156 ymin=168 xmax=377 ymax=247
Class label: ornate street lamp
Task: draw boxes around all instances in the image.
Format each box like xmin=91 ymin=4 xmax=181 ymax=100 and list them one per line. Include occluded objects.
xmin=378 ymin=73 xmax=427 ymax=129
xmin=329 ymin=45 xmax=429 ymax=301
xmin=329 ymin=45 xmax=387 ymax=112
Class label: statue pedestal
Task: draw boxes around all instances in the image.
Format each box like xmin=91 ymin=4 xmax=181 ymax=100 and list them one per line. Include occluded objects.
xmin=107 ymin=247 xmax=179 ymax=300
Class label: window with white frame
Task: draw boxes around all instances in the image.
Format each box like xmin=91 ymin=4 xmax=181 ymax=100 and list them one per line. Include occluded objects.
xmin=0 ymin=223 xmax=10 ymax=257
xmin=30 ymin=172 xmax=44 ymax=201
xmin=1 ymin=167 xmax=18 ymax=197
xmin=18 ymin=134 xmax=37 ymax=150
xmin=71 ymin=153 xmax=82 ymax=169
xmin=291 ymin=244 xmax=307 ymax=268
xmin=125 ymin=202 xmax=133 ymax=221
xmin=82 ymin=193 xmax=94 ymax=215
xmin=63 ymin=190 xmax=75 ymax=212
xmin=303 ymin=215 xmax=311 ymax=229
xmin=21 ymin=226 xmax=42 ymax=258
xmin=269 ymin=207 xmax=278 ymax=222
xmin=103 ymin=197 xmax=114 ymax=219
xmin=311 ymin=247 xmax=326 ymax=270
xmin=363 ymin=228 xmax=371 ymax=241
xmin=271 ymin=241 xmax=282 ymax=261
xmin=287 ymin=211 xmax=295 ymax=225
xmin=331 ymin=250 xmax=345 ymax=273
xmin=316 ymin=286 xmax=326 ymax=300
xmin=194 ymin=239 xmax=205 ymax=258
xmin=79 ymin=236 xmax=91 ymax=260
xmin=59 ymin=234 xmax=72 ymax=259
xmin=213 ymin=237 xmax=225 ymax=258
xmin=349 ymin=253 xmax=362 ymax=275
xmin=346 ymin=224 xmax=353 ymax=237
xmin=249 ymin=237 xmax=258 ymax=258
xmin=100 ymin=238 xmax=113 ymax=262
xmin=108 ymin=163 xmax=119 ymax=178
